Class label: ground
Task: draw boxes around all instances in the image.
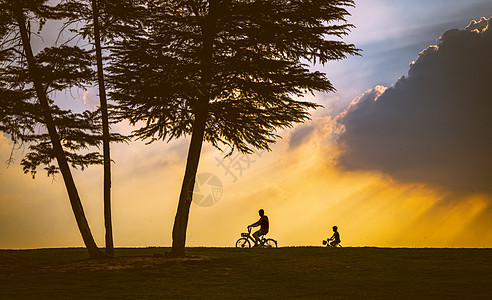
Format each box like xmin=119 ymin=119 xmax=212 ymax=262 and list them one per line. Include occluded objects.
xmin=1 ymin=247 xmax=491 ymax=299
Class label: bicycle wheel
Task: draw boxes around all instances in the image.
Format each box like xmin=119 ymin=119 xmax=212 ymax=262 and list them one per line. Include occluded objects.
xmin=264 ymin=238 xmax=277 ymax=248
xmin=236 ymin=237 xmax=251 ymax=248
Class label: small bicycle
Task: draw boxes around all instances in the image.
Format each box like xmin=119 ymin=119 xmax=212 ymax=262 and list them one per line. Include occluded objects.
xmin=322 ymin=238 xmax=342 ymax=247
xmin=236 ymin=227 xmax=277 ymax=248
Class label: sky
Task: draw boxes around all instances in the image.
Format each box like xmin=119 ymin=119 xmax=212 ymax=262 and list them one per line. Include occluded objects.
xmin=1 ymin=0 xmax=492 ymax=249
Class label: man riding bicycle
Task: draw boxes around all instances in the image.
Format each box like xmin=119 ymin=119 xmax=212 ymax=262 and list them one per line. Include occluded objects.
xmin=248 ymin=209 xmax=269 ymax=247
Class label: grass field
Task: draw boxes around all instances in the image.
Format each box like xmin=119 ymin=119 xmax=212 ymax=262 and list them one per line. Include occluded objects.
xmin=1 ymin=247 xmax=491 ymax=299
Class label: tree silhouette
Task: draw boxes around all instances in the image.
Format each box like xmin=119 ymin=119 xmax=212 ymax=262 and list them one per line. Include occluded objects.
xmin=111 ymin=0 xmax=360 ymax=257
xmin=89 ymin=0 xmax=115 ymax=256
xmin=57 ymin=0 xmax=147 ymax=255
xmin=0 ymin=0 xmax=111 ymax=259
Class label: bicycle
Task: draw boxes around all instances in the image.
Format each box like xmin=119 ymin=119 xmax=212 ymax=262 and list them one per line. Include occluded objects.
xmin=235 ymin=227 xmax=277 ymax=248
xmin=322 ymin=238 xmax=342 ymax=247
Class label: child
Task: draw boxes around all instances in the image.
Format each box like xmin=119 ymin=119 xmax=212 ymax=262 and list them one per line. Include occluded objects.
xmin=329 ymin=226 xmax=341 ymax=246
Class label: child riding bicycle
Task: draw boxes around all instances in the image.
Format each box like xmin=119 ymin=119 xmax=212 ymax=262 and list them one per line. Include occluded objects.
xmin=323 ymin=225 xmax=341 ymax=247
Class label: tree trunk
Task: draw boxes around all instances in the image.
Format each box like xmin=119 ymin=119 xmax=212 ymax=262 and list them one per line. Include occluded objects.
xmin=170 ymin=109 xmax=209 ymax=257
xmin=91 ymin=0 xmax=114 ymax=256
xmin=170 ymin=0 xmax=219 ymax=257
xmin=14 ymin=2 xmax=106 ymax=259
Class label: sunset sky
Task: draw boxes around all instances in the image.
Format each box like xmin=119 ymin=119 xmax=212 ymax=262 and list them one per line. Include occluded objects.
xmin=1 ymin=0 xmax=492 ymax=249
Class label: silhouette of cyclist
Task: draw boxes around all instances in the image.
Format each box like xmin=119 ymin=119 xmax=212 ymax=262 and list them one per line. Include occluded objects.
xmin=248 ymin=209 xmax=269 ymax=247
xmin=329 ymin=226 xmax=341 ymax=246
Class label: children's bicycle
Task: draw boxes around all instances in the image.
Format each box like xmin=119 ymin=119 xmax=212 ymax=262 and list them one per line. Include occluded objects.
xmin=236 ymin=227 xmax=277 ymax=248
xmin=322 ymin=238 xmax=342 ymax=247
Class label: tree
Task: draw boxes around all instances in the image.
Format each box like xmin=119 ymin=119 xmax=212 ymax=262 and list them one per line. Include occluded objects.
xmin=110 ymin=0 xmax=360 ymax=257
xmin=56 ymin=0 xmax=146 ymax=256
xmin=0 ymin=0 xmax=108 ymax=259
xmin=90 ymin=0 xmax=114 ymax=256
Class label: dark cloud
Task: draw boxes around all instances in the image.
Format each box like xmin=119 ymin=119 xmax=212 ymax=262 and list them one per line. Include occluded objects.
xmin=289 ymin=125 xmax=315 ymax=149
xmin=337 ymin=17 xmax=492 ymax=193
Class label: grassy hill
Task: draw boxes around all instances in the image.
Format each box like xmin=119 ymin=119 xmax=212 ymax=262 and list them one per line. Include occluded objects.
xmin=1 ymin=247 xmax=491 ymax=299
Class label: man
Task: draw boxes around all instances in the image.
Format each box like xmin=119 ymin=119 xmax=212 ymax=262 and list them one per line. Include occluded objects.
xmin=248 ymin=209 xmax=269 ymax=247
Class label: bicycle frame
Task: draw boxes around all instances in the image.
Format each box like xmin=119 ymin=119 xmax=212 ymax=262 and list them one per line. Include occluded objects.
xmin=236 ymin=227 xmax=277 ymax=248
xmin=323 ymin=238 xmax=342 ymax=247
xmin=242 ymin=227 xmax=267 ymax=246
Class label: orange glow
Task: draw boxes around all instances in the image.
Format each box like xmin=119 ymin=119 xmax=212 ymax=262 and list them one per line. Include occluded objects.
xmin=1 ymin=126 xmax=492 ymax=249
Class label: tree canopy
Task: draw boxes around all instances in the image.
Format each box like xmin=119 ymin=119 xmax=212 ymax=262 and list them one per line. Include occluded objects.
xmin=110 ymin=0 xmax=359 ymax=153
xmin=0 ymin=27 xmax=104 ymax=177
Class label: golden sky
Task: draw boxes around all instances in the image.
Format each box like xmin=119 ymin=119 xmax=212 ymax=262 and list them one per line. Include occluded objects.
xmin=1 ymin=111 xmax=491 ymax=248
xmin=1 ymin=1 xmax=492 ymax=249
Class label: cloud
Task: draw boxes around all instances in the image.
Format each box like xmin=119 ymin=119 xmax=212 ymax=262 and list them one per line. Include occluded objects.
xmin=465 ymin=16 xmax=490 ymax=32
xmin=289 ymin=125 xmax=315 ymax=149
xmin=337 ymin=17 xmax=492 ymax=193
